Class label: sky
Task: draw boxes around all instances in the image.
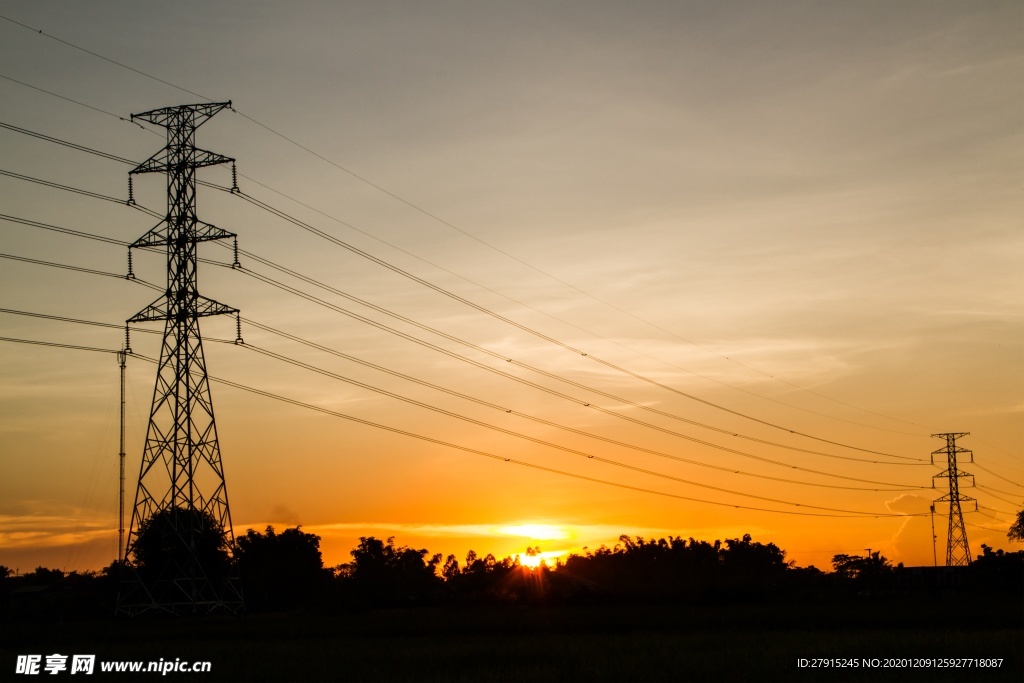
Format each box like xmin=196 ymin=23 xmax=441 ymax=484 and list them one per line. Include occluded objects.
xmin=0 ymin=1 xmax=1021 ymax=574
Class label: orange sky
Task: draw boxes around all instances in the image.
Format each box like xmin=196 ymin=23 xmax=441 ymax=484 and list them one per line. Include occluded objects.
xmin=1 ymin=1 xmax=1021 ymax=575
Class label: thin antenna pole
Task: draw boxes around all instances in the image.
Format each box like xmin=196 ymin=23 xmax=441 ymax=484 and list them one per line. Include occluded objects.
xmin=117 ymin=349 xmax=126 ymax=563
xmin=929 ymin=504 xmax=937 ymax=567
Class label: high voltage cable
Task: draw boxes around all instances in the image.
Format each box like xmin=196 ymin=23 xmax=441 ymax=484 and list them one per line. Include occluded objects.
xmin=116 ymin=352 xmax=923 ymax=520
xmin=0 ymin=73 xmax=147 ymax=130
xmin=968 ymin=434 xmax=1024 ymax=465
xmin=0 ymin=165 xmax=925 ymax=465
xmin=4 ymin=246 xmax=921 ymax=497
xmin=0 ymin=121 xmax=136 ymax=163
xmin=0 ymin=303 xmax=924 ymax=494
xmin=1 ymin=213 xmax=127 ymax=246
xmin=17 ymin=205 xmax=878 ymax=472
xmin=0 ymin=309 xmax=149 ymax=337
xmin=974 ymin=486 xmax=1023 ymax=509
xmin=975 ymin=507 xmax=1017 ymax=520
xmin=240 ymin=340 xmax=919 ymax=512
xmin=0 ymin=343 xmax=946 ymax=516
xmin=975 ymin=483 xmax=1024 ymax=499
xmin=0 ymin=27 xmax=932 ymax=432
xmin=240 ymin=318 xmax=923 ymax=490
xmin=0 ymin=119 xmax=928 ymax=455
xmin=0 ymin=168 xmax=162 ymax=222
xmin=234 ymin=263 xmax=927 ymax=468
xmin=1 ymin=193 xmax=933 ymax=483
xmin=0 ymin=168 xmax=131 ymax=206
xmin=973 ymin=463 xmax=1024 ymax=491
xmin=243 ymin=339 xmax=926 ymax=495
xmin=964 ymin=521 xmax=1008 ymax=533
xmin=225 ymin=187 xmax=925 ymax=462
xmin=223 ymin=120 xmax=930 ymax=433
xmin=0 ymin=15 xmax=210 ymax=101
xmin=219 ymin=107 xmax=930 ymax=430
xmin=221 ymin=174 xmax=926 ymax=439
xmin=0 ymin=252 xmax=159 ymax=291
xmin=0 ymin=336 xmax=119 ymax=354
xmin=224 ymin=245 xmax=920 ymax=464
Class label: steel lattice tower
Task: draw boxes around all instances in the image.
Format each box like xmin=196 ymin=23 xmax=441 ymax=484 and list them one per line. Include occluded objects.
xmin=117 ymin=102 xmax=244 ymax=615
xmin=931 ymin=432 xmax=976 ymax=567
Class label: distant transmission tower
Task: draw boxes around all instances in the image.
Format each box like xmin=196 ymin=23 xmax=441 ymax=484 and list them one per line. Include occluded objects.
xmin=117 ymin=102 xmax=244 ymax=615
xmin=931 ymin=432 xmax=976 ymax=567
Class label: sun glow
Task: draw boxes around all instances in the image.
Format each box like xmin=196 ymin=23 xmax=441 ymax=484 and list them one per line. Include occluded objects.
xmin=498 ymin=523 xmax=570 ymax=541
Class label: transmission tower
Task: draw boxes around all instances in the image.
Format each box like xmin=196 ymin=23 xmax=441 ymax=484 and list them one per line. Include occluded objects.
xmin=117 ymin=102 xmax=244 ymax=615
xmin=931 ymin=432 xmax=976 ymax=567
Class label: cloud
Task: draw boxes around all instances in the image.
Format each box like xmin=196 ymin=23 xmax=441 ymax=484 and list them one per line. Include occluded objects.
xmin=885 ymin=493 xmax=931 ymax=515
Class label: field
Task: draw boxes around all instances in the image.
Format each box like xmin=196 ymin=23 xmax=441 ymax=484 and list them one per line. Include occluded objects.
xmin=3 ymin=598 xmax=1021 ymax=682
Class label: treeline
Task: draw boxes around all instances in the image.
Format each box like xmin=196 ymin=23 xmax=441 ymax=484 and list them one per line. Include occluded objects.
xmin=2 ymin=526 xmax=1022 ymax=619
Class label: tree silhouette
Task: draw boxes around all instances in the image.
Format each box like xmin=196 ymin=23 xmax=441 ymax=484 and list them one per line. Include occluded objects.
xmin=128 ymin=507 xmax=232 ymax=582
xmin=339 ymin=536 xmax=441 ymax=604
xmin=1008 ymin=508 xmax=1024 ymax=542
xmin=234 ymin=526 xmax=328 ymax=610
xmin=441 ymin=554 xmax=460 ymax=581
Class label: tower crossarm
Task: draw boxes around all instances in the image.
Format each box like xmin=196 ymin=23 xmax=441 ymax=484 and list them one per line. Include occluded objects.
xmin=130 ymin=218 xmax=236 ymax=249
xmin=131 ymin=101 xmax=232 ymax=128
xmin=128 ymin=294 xmax=239 ymax=324
xmin=131 ymin=147 xmax=235 ymax=176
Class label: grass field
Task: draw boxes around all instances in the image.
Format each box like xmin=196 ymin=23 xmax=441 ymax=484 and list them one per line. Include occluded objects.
xmin=3 ymin=599 xmax=1021 ymax=681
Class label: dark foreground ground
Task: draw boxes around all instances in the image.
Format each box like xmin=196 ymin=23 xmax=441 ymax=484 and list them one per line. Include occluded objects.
xmin=3 ymin=597 xmax=1021 ymax=682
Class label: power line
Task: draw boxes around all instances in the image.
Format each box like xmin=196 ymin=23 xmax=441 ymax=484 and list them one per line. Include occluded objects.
xmin=965 ymin=434 xmax=1024 ymax=464
xmin=0 ymin=302 xmax=925 ymax=493
xmin=215 ymin=172 xmax=926 ymax=438
xmin=0 ymin=168 xmax=131 ymax=206
xmin=227 ymin=186 xmax=926 ymax=462
xmin=973 ymin=463 xmax=1024 ymax=491
xmin=243 ymin=339 xmax=926 ymax=497
xmin=121 ymin=353 xmax=922 ymax=520
xmin=0 ymin=26 xmax=932 ymax=431
xmin=0 ymin=121 xmax=135 ymax=163
xmin=0 ymin=115 xmax=927 ymax=440
xmin=242 ymin=318 xmax=924 ymax=490
xmin=0 ymin=163 xmax=924 ymax=465
xmin=0 ymin=15 xmax=211 ymax=102
xmin=1 ymin=213 xmax=127 ymax=246
xmin=978 ymin=504 xmax=1018 ymax=517
xmin=0 ymin=73 xmax=150 ymax=132
xmin=0 ymin=331 xmax=929 ymax=519
xmin=241 ymin=339 xmax=909 ymax=513
xmin=974 ymin=483 xmax=1024 ymax=500
xmin=225 ymin=117 xmax=932 ymax=433
xmin=239 ymin=250 xmax=901 ymax=462
xmin=0 ymin=119 xmax=931 ymax=457
xmin=207 ymin=213 xmax=920 ymax=462
xmin=0 ymin=335 xmax=118 ymax=354
xmin=0 ymin=252 xmax=160 ymax=291
xmin=975 ymin=485 xmax=1023 ymax=509
xmin=223 ymin=110 xmax=928 ymax=428
xmin=235 ymin=263 xmax=928 ymax=468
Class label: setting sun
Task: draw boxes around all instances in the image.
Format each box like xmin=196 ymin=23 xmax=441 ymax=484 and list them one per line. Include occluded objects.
xmin=518 ymin=549 xmax=567 ymax=569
